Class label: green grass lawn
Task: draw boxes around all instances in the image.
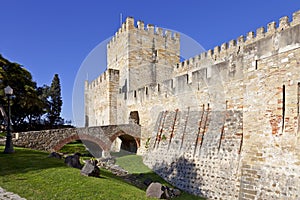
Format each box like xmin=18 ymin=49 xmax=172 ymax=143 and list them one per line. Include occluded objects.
xmin=116 ymin=154 xmax=152 ymax=174
xmin=0 ymin=146 xmax=154 ymax=200
xmin=58 ymin=140 xmax=90 ymax=155
xmin=0 ymin=146 xmax=204 ymax=200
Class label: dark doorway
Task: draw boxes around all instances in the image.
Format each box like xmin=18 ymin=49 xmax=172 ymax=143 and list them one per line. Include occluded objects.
xmin=129 ymin=111 xmax=140 ymax=124
xmin=119 ymin=134 xmax=138 ymax=153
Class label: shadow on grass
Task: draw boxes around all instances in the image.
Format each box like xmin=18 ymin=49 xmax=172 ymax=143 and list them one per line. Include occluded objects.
xmin=114 ymin=154 xmax=205 ymax=200
xmin=110 ymin=149 xmax=136 ymax=158
xmin=119 ymin=171 xmax=205 ymax=200
xmin=0 ymin=146 xmax=64 ymax=176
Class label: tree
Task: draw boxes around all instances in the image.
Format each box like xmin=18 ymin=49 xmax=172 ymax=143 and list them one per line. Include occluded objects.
xmin=0 ymin=54 xmax=45 ymax=131
xmin=48 ymin=74 xmax=63 ymax=126
xmin=0 ymin=55 xmax=68 ymax=131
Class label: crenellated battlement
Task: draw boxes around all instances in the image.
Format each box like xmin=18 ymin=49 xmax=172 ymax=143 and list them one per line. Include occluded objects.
xmin=87 ymin=68 xmax=119 ymax=90
xmin=174 ymin=9 xmax=300 ymax=75
xmin=124 ymin=9 xmax=300 ymax=105
xmin=107 ymin=16 xmax=180 ymax=50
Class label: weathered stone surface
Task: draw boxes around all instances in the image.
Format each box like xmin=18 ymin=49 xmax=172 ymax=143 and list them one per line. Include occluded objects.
xmin=0 ymin=187 xmax=26 ymax=200
xmin=84 ymin=11 xmax=300 ymax=200
xmin=64 ymin=153 xmax=82 ymax=169
xmin=81 ymin=160 xmax=100 ymax=177
xmin=10 ymin=124 xmax=140 ymax=154
xmin=146 ymin=182 xmax=163 ymax=199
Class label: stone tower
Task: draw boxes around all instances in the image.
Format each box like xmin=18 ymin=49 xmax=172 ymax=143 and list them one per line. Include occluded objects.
xmin=85 ymin=17 xmax=180 ymax=126
xmin=107 ymin=17 xmax=180 ymax=93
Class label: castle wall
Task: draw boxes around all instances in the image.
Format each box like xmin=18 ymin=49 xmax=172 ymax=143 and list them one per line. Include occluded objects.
xmin=85 ymin=10 xmax=300 ymax=199
xmin=124 ymin=11 xmax=300 ymax=199
xmin=85 ymin=69 xmax=119 ymax=126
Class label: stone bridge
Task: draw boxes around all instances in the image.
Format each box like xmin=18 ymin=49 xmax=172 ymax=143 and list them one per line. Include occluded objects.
xmin=10 ymin=124 xmax=141 ymax=157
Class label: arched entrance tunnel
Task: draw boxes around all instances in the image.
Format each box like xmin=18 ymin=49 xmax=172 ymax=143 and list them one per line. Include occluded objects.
xmin=110 ymin=134 xmax=138 ymax=154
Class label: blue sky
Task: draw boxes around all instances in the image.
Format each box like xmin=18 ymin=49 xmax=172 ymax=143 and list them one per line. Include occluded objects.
xmin=0 ymin=0 xmax=299 ymax=126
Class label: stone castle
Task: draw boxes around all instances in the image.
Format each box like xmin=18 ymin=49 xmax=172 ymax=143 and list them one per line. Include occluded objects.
xmin=85 ymin=10 xmax=300 ymax=199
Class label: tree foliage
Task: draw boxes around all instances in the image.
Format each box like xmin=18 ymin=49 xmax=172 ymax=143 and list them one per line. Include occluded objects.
xmin=0 ymin=54 xmax=66 ymax=131
xmin=48 ymin=74 xmax=63 ymax=126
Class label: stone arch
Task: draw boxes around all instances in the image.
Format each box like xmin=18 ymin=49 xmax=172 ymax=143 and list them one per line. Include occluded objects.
xmin=52 ymin=133 xmax=110 ymax=152
xmin=110 ymin=131 xmax=140 ymax=153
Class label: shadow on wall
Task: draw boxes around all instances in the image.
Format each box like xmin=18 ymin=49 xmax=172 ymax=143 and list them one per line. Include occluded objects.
xmin=152 ymin=157 xmax=204 ymax=197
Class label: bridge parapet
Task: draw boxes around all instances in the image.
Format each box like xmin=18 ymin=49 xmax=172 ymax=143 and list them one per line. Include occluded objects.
xmin=6 ymin=124 xmax=141 ymax=156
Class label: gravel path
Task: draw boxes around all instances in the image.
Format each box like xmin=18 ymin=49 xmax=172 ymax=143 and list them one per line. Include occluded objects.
xmin=0 ymin=187 xmax=26 ymax=200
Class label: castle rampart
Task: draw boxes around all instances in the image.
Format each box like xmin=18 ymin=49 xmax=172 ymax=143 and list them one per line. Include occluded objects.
xmin=85 ymin=10 xmax=300 ymax=199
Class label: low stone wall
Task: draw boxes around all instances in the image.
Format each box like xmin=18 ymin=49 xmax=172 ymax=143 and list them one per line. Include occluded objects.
xmin=1 ymin=124 xmax=141 ymax=155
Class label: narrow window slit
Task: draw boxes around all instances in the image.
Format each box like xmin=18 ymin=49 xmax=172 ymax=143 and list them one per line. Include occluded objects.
xmin=255 ymin=60 xmax=258 ymax=70
xmin=297 ymin=83 xmax=300 ymax=134
xmin=282 ymin=84 xmax=285 ymax=132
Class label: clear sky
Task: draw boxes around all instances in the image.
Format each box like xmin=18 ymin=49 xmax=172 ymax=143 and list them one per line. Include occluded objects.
xmin=0 ymin=0 xmax=299 ymax=126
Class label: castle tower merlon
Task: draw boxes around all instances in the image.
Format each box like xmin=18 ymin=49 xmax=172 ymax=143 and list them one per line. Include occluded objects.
xmin=164 ymin=30 xmax=171 ymax=38
xmin=246 ymin=31 xmax=255 ymax=43
xmin=84 ymin=80 xmax=89 ymax=89
xmin=147 ymin=24 xmax=155 ymax=33
xmin=156 ymin=27 xmax=163 ymax=35
xmin=292 ymin=10 xmax=300 ymax=26
xmin=189 ymin=57 xmax=194 ymax=66
xmin=137 ymin=20 xmax=144 ymax=29
xmin=207 ymin=49 xmax=213 ymax=58
xmin=279 ymin=16 xmax=290 ymax=31
xmin=213 ymin=46 xmax=220 ymax=57
xmin=126 ymin=17 xmax=135 ymax=31
xmin=173 ymin=32 xmax=180 ymax=40
xmin=200 ymin=52 xmax=207 ymax=60
xmin=184 ymin=59 xmax=189 ymax=68
xmin=267 ymin=21 xmax=276 ymax=35
xmin=221 ymin=42 xmax=228 ymax=52
xmin=117 ymin=27 xmax=122 ymax=35
xmin=237 ymin=35 xmax=245 ymax=45
xmin=122 ymin=22 xmax=126 ymax=30
xmin=229 ymin=40 xmax=237 ymax=48
xmin=256 ymin=27 xmax=265 ymax=39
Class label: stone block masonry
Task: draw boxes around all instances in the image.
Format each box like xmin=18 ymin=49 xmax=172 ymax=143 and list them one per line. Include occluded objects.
xmin=3 ymin=125 xmax=141 ymax=158
xmin=85 ymin=10 xmax=300 ymax=199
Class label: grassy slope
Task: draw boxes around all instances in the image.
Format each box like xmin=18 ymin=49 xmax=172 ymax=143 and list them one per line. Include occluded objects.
xmin=116 ymin=155 xmax=152 ymax=174
xmin=115 ymin=155 xmax=204 ymax=200
xmin=0 ymin=144 xmax=204 ymax=200
xmin=0 ymin=146 xmax=155 ymax=200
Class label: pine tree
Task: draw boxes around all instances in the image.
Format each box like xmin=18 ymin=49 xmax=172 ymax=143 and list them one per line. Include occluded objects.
xmin=48 ymin=74 xmax=63 ymax=126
